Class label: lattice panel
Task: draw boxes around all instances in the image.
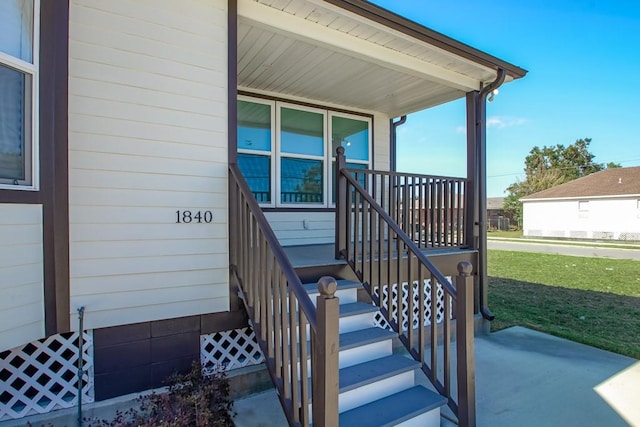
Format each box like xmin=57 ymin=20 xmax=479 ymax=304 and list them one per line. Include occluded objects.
xmin=0 ymin=331 xmax=94 ymax=421
xmin=201 ymin=326 xmax=264 ymax=371
xmin=373 ymin=279 xmax=451 ymax=332
xmin=619 ymin=232 xmax=640 ymax=241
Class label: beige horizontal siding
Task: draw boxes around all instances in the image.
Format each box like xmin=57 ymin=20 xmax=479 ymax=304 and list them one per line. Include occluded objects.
xmin=373 ymin=112 xmax=390 ymax=170
xmin=68 ymin=0 xmax=229 ymax=330
xmin=265 ymin=211 xmax=335 ymax=246
xmin=0 ymin=204 xmax=45 ymax=351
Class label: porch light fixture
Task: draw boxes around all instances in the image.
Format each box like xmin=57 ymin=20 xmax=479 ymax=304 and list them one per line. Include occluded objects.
xmin=488 ymin=88 xmax=499 ymax=102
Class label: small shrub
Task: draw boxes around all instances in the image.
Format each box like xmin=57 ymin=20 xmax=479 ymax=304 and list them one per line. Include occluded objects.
xmin=88 ymin=361 xmax=234 ymax=427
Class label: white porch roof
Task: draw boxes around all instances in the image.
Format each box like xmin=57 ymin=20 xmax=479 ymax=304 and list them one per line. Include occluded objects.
xmin=237 ymin=0 xmax=526 ymax=117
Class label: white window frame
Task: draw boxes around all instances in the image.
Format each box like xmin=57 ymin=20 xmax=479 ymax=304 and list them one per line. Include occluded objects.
xmin=276 ymin=102 xmax=327 ymax=208
xmin=237 ymin=96 xmax=276 ymax=206
xmin=238 ymin=96 xmax=372 ymax=208
xmin=328 ymin=111 xmax=372 ymax=207
xmin=0 ymin=0 xmax=40 ymax=190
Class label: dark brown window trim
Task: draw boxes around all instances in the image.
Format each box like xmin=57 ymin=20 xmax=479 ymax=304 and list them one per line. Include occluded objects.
xmin=228 ymin=0 xmax=238 ymax=165
xmin=0 ymin=190 xmax=42 ymax=204
xmin=40 ymin=1 xmax=70 ymax=334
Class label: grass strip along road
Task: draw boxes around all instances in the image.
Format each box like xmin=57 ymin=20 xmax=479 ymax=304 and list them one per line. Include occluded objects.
xmin=488 ymin=250 xmax=640 ymax=359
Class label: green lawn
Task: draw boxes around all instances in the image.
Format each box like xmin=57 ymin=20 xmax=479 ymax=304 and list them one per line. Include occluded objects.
xmin=488 ymin=250 xmax=640 ymax=359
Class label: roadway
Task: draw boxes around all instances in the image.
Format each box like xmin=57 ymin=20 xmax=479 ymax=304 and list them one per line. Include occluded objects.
xmin=487 ymin=237 xmax=640 ymax=261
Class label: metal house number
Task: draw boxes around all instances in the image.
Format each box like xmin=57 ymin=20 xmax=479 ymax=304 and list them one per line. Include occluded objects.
xmin=175 ymin=210 xmax=213 ymax=224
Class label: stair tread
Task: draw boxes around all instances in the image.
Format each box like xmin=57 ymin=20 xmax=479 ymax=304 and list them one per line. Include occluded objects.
xmin=339 ymin=327 xmax=396 ymax=350
xmin=302 ymin=279 xmax=361 ymax=294
xmin=338 ymin=385 xmax=447 ymax=426
xmin=339 ymin=354 xmax=419 ymax=393
xmin=303 ymin=326 xmax=395 ymax=353
xmin=339 ymin=302 xmax=379 ymax=318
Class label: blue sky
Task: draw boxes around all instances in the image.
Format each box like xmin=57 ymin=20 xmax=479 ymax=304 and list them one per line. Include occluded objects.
xmin=370 ymin=0 xmax=640 ymax=197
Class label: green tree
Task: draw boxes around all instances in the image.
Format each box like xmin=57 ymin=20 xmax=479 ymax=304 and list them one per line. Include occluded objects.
xmin=503 ymin=138 xmax=620 ymax=227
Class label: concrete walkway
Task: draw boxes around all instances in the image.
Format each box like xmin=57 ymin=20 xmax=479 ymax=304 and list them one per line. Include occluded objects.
xmin=233 ymin=327 xmax=640 ymax=426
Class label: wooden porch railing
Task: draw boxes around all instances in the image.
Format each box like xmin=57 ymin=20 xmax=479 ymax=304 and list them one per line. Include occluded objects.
xmin=335 ymin=147 xmax=476 ymax=427
xmin=340 ymin=160 xmax=467 ymax=250
xmin=229 ymin=165 xmax=339 ymax=427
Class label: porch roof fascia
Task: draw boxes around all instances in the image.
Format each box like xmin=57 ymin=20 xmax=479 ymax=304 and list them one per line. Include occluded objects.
xmin=322 ymin=0 xmax=528 ymax=81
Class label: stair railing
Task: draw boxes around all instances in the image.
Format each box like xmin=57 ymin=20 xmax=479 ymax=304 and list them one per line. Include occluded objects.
xmin=229 ymin=164 xmax=339 ymax=427
xmin=336 ymin=153 xmax=466 ymax=253
xmin=335 ymin=147 xmax=476 ymax=427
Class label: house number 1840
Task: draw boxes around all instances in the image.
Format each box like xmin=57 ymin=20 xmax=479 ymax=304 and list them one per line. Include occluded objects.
xmin=175 ymin=210 xmax=213 ymax=224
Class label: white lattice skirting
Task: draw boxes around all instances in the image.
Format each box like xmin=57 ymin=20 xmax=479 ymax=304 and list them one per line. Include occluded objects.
xmin=0 ymin=331 xmax=94 ymax=421
xmin=373 ymin=280 xmax=451 ymax=331
xmin=201 ymin=326 xmax=265 ymax=371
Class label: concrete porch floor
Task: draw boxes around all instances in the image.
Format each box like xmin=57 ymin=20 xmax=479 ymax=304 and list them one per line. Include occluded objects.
xmin=233 ymin=326 xmax=640 ymax=426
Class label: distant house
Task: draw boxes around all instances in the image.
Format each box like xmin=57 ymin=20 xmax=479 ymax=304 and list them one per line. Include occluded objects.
xmin=487 ymin=197 xmax=510 ymax=230
xmin=487 ymin=197 xmax=505 ymax=217
xmin=522 ymin=166 xmax=640 ymax=240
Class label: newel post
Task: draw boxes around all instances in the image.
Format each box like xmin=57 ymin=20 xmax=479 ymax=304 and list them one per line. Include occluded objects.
xmin=312 ymin=276 xmax=340 ymax=427
xmin=335 ymin=146 xmax=347 ymax=259
xmin=455 ymin=262 xmax=476 ymax=427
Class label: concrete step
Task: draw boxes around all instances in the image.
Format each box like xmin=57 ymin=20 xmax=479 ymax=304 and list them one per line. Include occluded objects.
xmin=338 ymin=385 xmax=447 ymax=427
xmin=338 ymin=354 xmax=420 ymax=413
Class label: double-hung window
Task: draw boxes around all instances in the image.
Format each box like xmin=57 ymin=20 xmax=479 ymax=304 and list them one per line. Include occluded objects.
xmin=0 ymin=0 xmax=39 ymax=189
xmin=237 ymin=96 xmax=371 ymax=207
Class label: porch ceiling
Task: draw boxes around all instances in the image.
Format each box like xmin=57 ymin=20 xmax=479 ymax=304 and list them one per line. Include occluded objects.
xmin=237 ymin=0 xmax=526 ymax=117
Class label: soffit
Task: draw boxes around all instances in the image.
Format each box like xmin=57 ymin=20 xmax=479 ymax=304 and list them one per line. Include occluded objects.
xmin=237 ymin=0 xmax=522 ymax=116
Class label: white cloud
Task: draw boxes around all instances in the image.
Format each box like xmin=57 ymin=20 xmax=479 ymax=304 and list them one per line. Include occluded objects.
xmin=486 ymin=116 xmax=528 ymax=129
xmin=454 ymin=116 xmax=527 ymax=134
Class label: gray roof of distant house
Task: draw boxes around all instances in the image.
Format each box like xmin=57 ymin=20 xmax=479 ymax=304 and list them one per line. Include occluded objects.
xmin=487 ymin=197 xmax=505 ymax=209
xmin=521 ymin=166 xmax=640 ymax=200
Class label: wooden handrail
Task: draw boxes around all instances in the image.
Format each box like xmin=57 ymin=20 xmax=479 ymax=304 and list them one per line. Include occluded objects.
xmin=229 ymin=165 xmax=318 ymax=329
xmin=335 ymin=146 xmax=476 ymax=426
xmin=339 ymin=162 xmax=468 ymax=250
xmin=229 ymin=164 xmax=339 ymax=427
xmin=337 ymin=164 xmax=455 ymax=296
xmin=363 ymin=169 xmax=467 ymax=182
